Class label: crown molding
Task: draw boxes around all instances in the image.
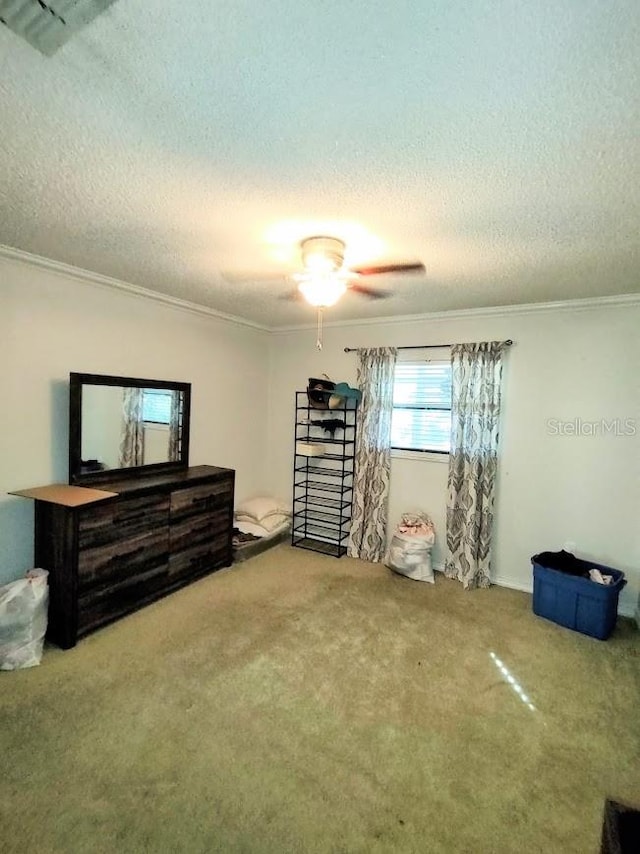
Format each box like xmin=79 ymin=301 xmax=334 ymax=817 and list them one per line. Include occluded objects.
xmin=3 ymin=243 xmax=637 ymax=333
xmin=271 ymin=292 xmax=640 ymax=333
xmin=0 ymin=244 xmax=271 ymax=332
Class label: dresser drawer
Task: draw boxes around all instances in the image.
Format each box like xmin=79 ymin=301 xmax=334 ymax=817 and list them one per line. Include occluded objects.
xmin=79 ymin=494 xmax=169 ymax=548
xmin=170 ymin=478 xmax=233 ymax=520
xmin=78 ymin=528 xmax=169 ymax=593
xmin=168 ymin=537 xmax=230 ymax=582
xmin=170 ymin=507 xmax=231 ymax=553
xmin=77 ymin=562 xmax=169 ymax=635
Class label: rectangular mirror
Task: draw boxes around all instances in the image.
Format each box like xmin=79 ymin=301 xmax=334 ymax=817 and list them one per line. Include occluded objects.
xmin=69 ymin=373 xmax=191 ymax=484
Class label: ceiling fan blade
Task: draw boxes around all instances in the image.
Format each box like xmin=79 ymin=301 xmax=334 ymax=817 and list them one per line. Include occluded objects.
xmin=348 ymin=261 xmax=426 ymax=277
xmin=348 ymin=282 xmax=392 ymax=300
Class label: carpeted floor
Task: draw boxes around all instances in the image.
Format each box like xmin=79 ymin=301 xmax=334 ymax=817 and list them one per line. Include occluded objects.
xmin=1 ymin=545 xmax=639 ymax=853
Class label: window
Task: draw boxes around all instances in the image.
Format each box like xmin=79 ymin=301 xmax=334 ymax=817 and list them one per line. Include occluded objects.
xmin=142 ymin=389 xmax=173 ymax=425
xmin=391 ymin=361 xmax=452 ymax=453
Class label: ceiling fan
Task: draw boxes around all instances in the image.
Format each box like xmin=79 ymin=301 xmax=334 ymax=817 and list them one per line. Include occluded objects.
xmin=289 ymin=235 xmax=425 ymax=307
xmin=283 ymin=235 xmax=425 ymax=349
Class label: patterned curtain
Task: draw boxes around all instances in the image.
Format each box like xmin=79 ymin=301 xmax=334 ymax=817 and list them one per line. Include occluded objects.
xmin=119 ymin=387 xmax=145 ymax=468
xmin=168 ymin=391 xmax=182 ymax=462
xmin=347 ymin=347 xmax=398 ymax=562
xmin=445 ymin=341 xmax=507 ymax=589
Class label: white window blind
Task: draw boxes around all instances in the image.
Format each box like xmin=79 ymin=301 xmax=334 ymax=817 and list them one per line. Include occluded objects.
xmin=391 ymin=361 xmax=452 ymax=453
xmin=142 ymin=389 xmax=172 ymax=425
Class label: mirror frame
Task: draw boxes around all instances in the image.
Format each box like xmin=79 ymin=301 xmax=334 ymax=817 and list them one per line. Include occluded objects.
xmin=69 ymin=372 xmax=192 ymax=485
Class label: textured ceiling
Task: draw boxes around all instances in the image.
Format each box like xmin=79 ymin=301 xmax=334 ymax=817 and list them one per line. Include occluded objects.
xmin=1 ymin=0 xmax=638 ymax=328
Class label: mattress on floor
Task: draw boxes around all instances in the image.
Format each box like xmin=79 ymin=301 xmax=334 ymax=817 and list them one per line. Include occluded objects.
xmin=233 ymin=519 xmax=291 ymax=563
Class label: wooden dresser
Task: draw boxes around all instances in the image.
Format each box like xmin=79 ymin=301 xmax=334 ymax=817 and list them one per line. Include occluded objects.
xmin=13 ymin=465 xmax=234 ymax=648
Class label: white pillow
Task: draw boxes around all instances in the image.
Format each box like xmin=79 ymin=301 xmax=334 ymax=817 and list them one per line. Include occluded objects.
xmin=234 ymin=495 xmax=290 ymax=523
xmin=236 ymin=512 xmax=290 ymax=532
xmin=261 ymin=513 xmax=290 ymax=532
xmin=235 ymin=519 xmax=270 ymax=538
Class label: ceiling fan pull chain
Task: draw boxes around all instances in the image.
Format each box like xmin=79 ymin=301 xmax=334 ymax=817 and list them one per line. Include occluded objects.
xmin=316 ymin=308 xmax=323 ymax=350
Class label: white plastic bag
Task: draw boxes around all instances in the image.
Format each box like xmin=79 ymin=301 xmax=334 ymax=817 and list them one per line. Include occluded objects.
xmin=386 ymin=511 xmax=436 ymax=583
xmin=387 ymin=532 xmax=435 ymax=583
xmin=0 ymin=569 xmax=49 ymax=670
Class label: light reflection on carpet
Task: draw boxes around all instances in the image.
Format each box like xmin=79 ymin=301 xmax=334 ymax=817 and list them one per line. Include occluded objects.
xmin=490 ymin=651 xmax=536 ymax=712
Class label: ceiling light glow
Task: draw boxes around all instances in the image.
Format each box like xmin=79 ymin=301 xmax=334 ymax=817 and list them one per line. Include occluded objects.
xmin=305 ymin=252 xmax=338 ymax=273
xmin=297 ymin=275 xmax=347 ymax=307
xmin=264 ymin=220 xmax=386 ymax=267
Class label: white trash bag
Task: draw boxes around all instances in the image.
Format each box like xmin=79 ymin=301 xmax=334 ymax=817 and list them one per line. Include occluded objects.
xmin=387 ymin=512 xmax=436 ymax=583
xmin=0 ymin=569 xmax=49 ymax=670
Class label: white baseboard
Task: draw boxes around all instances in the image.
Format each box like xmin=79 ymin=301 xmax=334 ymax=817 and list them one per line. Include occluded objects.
xmin=435 ymin=565 xmax=636 ymax=620
xmin=491 ymin=574 xmax=534 ymax=595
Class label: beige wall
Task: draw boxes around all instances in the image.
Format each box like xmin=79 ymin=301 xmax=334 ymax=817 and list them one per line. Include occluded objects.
xmin=2 ymin=250 xmax=638 ymax=620
xmin=0 ymin=254 xmax=270 ymax=585
xmin=267 ymin=301 xmax=640 ymax=617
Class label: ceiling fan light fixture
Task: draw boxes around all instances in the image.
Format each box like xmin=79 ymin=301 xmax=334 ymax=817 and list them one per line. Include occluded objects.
xmin=297 ymin=275 xmax=347 ymax=307
xmin=300 ymin=236 xmax=346 ymax=275
xmin=304 ymin=252 xmax=339 ymax=274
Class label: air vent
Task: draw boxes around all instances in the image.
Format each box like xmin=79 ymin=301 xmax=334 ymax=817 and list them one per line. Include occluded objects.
xmin=0 ymin=0 xmax=117 ymax=56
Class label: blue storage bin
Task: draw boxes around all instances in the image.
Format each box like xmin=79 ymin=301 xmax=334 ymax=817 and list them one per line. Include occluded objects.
xmin=531 ymin=556 xmax=626 ymax=640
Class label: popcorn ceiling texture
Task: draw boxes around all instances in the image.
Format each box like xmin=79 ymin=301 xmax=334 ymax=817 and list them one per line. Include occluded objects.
xmin=0 ymin=0 xmax=639 ymax=327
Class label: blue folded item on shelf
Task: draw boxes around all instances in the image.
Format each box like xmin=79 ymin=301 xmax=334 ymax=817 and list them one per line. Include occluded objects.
xmin=330 ymin=382 xmax=362 ymax=403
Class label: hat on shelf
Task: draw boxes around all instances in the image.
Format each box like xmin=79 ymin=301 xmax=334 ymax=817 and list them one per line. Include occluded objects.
xmin=328 ymin=382 xmax=362 ymax=409
xmin=307 ymin=377 xmax=335 ymax=409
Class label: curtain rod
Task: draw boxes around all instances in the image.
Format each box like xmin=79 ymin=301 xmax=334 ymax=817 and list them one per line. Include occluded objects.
xmin=343 ymin=340 xmax=513 ymax=353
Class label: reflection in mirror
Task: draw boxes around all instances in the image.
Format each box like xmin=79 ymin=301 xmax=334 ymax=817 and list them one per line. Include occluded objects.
xmin=80 ymin=386 xmax=185 ymax=474
xmin=69 ymin=372 xmax=191 ymax=484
